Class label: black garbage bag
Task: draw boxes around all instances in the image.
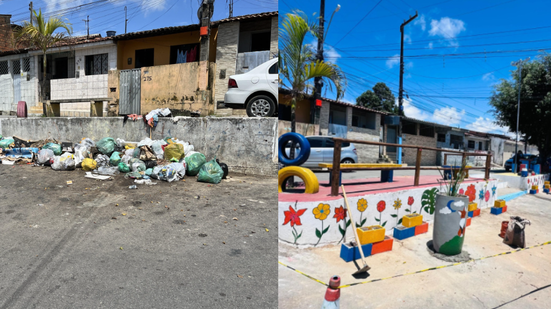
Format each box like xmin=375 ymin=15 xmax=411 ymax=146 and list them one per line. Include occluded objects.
xmin=216 ymin=159 xmax=229 ymax=179
xmin=144 ymin=160 xmax=157 ymax=169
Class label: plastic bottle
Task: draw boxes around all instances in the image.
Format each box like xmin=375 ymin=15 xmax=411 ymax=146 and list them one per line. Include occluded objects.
xmin=128 ymin=185 xmax=137 ymax=189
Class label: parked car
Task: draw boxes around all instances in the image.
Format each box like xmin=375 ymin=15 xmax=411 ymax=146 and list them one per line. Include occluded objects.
xmin=504 ymin=153 xmax=537 ymax=172
xmin=284 ymin=136 xmax=358 ymax=168
xmin=223 ymin=58 xmax=278 ymax=117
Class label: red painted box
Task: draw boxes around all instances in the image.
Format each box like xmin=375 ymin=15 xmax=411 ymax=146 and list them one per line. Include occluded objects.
xmin=371 ymin=235 xmax=393 ymax=255
xmin=473 ymin=208 xmax=481 ymax=217
xmin=466 ymin=217 xmax=471 ymax=227
xmin=414 ymin=222 xmax=429 ymax=235
xmin=502 ymin=206 xmax=507 ymax=213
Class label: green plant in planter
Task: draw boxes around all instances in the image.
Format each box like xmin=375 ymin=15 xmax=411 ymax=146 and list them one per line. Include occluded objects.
xmin=421 ymin=188 xmax=439 ymax=215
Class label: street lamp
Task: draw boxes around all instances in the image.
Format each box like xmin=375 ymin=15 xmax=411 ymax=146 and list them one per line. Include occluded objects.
xmin=325 ymin=4 xmax=340 ymax=40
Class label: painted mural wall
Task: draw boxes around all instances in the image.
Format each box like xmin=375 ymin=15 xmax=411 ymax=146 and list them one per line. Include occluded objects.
xmin=279 ymin=180 xmax=500 ymax=247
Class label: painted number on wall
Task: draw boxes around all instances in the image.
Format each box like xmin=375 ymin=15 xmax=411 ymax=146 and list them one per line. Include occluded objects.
xmin=143 ymin=76 xmax=152 ymax=82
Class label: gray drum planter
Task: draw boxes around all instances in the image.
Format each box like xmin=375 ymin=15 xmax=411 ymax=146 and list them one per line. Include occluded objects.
xmin=432 ymin=193 xmax=469 ymax=256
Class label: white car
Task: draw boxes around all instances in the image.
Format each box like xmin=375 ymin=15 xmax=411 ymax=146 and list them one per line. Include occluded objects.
xmin=224 ymin=58 xmax=278 ymax=117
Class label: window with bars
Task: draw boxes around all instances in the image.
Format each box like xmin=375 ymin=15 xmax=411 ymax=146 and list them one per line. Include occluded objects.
xmin=85 ymin=53 xmax=108 ymax=75
xmin=0 ymin=61 xmax=8 ymax=75
xmin=12 ymin=60 xmax=20 ymax=74
xmin=22 ymin=57 xmax=31 ymax=72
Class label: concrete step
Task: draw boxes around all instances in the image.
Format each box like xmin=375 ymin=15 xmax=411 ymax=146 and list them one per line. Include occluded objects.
xmin=214 ymin=108 xmax=248 ymax=117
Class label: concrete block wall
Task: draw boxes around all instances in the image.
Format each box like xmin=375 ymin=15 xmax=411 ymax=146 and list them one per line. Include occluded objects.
xmin=0 ymin=117 xmax=277 ymax=176
xmin=402 ymin=133 xmax=437 ymax=166
xmin=214 ymin=21 xmax=240 ymax=104
xmin=270 ymin=16 xmax=278 ymax=58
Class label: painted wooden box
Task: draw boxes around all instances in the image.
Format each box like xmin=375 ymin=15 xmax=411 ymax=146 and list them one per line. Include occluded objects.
xmin=357 ymin=225 xmax=385 ymax=245
xmin=494 ymin=200 xmax=506 ymax=208
xmin=468 ymin=202 xmax=478 ymax=211
xmin=402 ymin=214 xmax=422 ymax=228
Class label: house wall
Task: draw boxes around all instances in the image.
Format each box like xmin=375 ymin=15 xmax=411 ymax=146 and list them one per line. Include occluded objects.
xmin=402 ymin=128 xmax=437 ymax=166
xmin=277 ymin=94 xmax=311 ymax=123
xmin=48 ymin=44 xmax=117 ymax=117
xmin=0 ymin=54 xmax=38 ymax=114
xmin=116 ymin=29 xmax=217 ymax=70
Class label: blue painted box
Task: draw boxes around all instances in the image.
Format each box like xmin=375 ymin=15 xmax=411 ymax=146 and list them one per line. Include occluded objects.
xmin=530 ymin=189 xmax=537 ymax=194
xmin=468 ymin=211 xmax=474 ymax=218
xmin=393 ymin=225 xmax=416 ymax=240
xmin=340 ymin=243 xmax=373 ymax=263
xmin=491 ymin=207 xmax=503 ymax=215
xmin=544 ymin=188 xmax=550 ymax=194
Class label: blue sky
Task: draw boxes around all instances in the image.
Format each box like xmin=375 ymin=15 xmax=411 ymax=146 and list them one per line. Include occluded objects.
xmin=0 ymin=0 xmax=277 ymax=37
xmin=279 ymin=0 xmax=551 ymax=136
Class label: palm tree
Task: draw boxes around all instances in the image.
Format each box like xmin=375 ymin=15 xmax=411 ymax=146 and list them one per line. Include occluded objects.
xmin=14 ymin=9 xmax=72 ymax=102
xmin=279 ymin=11 xmax=345 ymax=133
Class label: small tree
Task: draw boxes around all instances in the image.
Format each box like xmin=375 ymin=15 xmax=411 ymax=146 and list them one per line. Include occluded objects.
xmin=14 ymin=9 xmax=72 ymax=102
xmin=357 ymin=82 xmax=396 ymax=113
xmin=489 ymin=54 xmax=551 ymax=172
xmin=279 ymin=12 xmax=345 ymax=132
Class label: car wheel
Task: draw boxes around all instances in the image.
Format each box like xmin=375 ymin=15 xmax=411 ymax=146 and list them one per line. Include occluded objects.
xmin=341 ymin=158 xmax=355 ymax=164
xmin=246 ymin=95 xmax=276 ymax=117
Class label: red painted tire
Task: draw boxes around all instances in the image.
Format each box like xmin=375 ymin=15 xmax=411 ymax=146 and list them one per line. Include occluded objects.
xmin=17 ymin=101 xmax=27 ymax=118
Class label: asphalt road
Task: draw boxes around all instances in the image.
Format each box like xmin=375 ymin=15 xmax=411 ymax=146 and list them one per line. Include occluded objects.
xmin=0 ymin=164 xmax=277 ymax=308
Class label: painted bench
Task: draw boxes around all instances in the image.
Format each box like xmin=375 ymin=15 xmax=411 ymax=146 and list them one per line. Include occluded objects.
xmin=318 ymin=163 xmax=405 ymax=185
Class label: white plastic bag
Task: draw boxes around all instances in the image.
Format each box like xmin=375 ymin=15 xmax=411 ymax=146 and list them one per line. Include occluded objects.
xmin=172 ymin=139 xmax=194 ymax=155
xmin=137 ymin=138 xmax=154 ymax=147
xmin=52 ymin=153 xmax=75 ymax=171
xmin=74 ymin=144 xmax=89 ymax=165
xmin=38 ymin=149 xmax=54 ymax=164
xmin=80 ymin=138 xmax=95 ymax=148
xmin=95 ymin=166 xmax=119 ymax=176
xmin=184 ymin=150 xmax=198 ymax=158
xmin=152 ymin=140 xmax=167 ymax=159
xmin=95 ymin=154 xmax=110 ymax=167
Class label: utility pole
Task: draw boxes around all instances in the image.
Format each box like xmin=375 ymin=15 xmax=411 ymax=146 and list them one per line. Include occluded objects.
xmin=398 ymin=11 xmax=417 ymax=116
xmin=29 ymin=2 xmax=33 ymax=26
xmin=227 ymin=0 xmax=233 ymax=18
xmin=513 ymin=58 xmax=529 ymax=173
xmin=312 ymin=0 xmax=325 ymax=126
xmin=83 ymin=15 xmax=90 ymax=39
xmin=125 ymin=6 xmax=128 ymax=34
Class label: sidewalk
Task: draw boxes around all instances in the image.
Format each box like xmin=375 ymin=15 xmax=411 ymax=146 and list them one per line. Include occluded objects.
xmin=279 ymin=193 xmax=551 ymax=308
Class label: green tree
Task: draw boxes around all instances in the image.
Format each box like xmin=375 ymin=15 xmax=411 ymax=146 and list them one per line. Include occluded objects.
xmin=14 ymin=9 xmax=72 ymax=101
xmin=357 ymin=82 xmax=396 ymax=113
xmin=489 ymin=54 xmax=551 ymax=172
xmin=279 ymin=12 xmax=345 ymax=132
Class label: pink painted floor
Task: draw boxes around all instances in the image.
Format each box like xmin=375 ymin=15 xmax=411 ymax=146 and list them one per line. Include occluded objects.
xmin=279 ymin=175 xmax=492 ymax=202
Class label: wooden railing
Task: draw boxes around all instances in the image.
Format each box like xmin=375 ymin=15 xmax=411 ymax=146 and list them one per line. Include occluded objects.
xmin=330 ymin=138 xmax=492 ymax=196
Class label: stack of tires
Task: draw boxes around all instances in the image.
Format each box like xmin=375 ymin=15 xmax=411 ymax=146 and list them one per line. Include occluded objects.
xmin=278 ymin=133 xmax=319 ymax=194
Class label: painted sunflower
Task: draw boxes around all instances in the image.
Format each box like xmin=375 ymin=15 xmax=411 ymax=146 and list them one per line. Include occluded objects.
xmin=393 ymin=198 xmax=402 ymax=210
xmin=312 ymin=203 xmax=331 ymax=221
xmin=357 ymin=198 xmax=368 ymax=212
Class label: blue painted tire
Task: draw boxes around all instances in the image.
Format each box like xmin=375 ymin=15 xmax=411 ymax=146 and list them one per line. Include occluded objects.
xmin=278 ymin=133 xmax=311 ymax=166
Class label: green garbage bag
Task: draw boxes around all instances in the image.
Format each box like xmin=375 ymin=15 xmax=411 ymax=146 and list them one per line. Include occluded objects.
xmin=0 ymin=138 xmax=14 ymax=149
xmin=185 ymin=153 xmax=207 ymax=176
xmin=164 ymin=143 xmax=184 ymax=161
xmin=42 ymin=142 xmax=61 ymax=155
xmin=0 ymin=134 xmax=3 ymax=140
xmin=97 ymin=137 xmax=116 ymax=155
xmin=197 ymin=159 xmax=224 ymax=184
xmin=118 ymin=162 xmax=130 ymax=173
xmin=110 ymin=151 xmax=121 ymax=166
xmin=145 ymin=168 xmax=153 ymax=176
xmin=129 ymin=158 xmax=146 ymax=172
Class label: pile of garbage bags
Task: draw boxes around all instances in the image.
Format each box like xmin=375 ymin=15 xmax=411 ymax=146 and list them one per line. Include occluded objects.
xmin=0 ymin=135 xmax=228 ymax=184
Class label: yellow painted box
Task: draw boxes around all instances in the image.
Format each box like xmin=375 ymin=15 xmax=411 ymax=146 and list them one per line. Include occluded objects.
xmin=494 ymin=200 xmax=505 ymax=208
xmin=402 ymin=214 xmax=423 ymax=228
xmin=468 ymin=202 xmax=478 ymax=211
xmin=532 ymin=185 xmax=539 ymax=190
xmin=545 ymin=184 xmax=550 ymax=189
xmin=545 ymin=181 xmax=550 ymax=186
xmin=357 ymin=225 xmax=385 ymax=245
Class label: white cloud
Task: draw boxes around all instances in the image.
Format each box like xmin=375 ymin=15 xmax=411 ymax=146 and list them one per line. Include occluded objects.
xmin=324 ymin=45 xmax=341 ymax=64
xmin=414 ymin=15 xmax=426 ymax=31
xmin=386 ymin=54 xmax=400 ymax=69
xmin=427 ymin=42 xmax=433 ymax=49
xmin=429 ymin=17 xmax=466 ymax=39
xmin=482 ymin=72 xmax=495 ymax=81
xmin=399 ymin=98 xmax=433 ymax=121
xmin=404 ymin=34 xmax=412 ymax=44
xmin=432 ymin=106 xmax=465 ymax=126
xmin=466 ymin=117 xmax=511 ymax=135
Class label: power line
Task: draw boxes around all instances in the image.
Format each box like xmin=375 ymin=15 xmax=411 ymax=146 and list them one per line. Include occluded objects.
xmin=334 ymin=0 xmax=384 ymax=46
